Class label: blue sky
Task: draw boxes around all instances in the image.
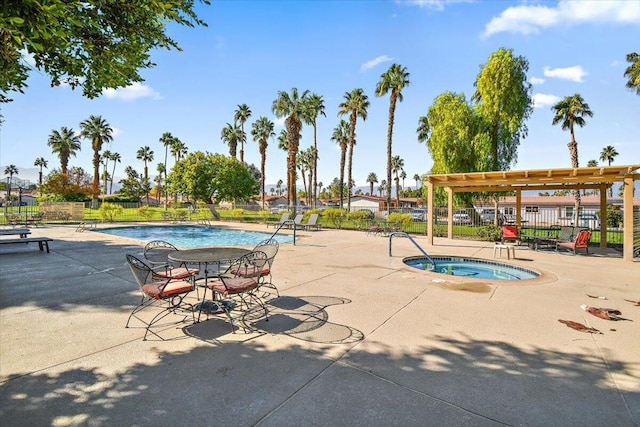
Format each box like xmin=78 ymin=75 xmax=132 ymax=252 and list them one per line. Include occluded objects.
xmin=1 ymin=0 xmax=639 ymax=192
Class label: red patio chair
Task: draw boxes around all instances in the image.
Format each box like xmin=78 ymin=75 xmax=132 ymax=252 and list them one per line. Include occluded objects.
xmin=501 ymin=225 xmax=520 ymax=244
xmin=557 ymin=229 xmax=591 ymax=254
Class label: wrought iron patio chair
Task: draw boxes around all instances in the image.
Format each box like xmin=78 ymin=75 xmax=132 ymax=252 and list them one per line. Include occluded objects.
xmin=143 ymin=240 xmax=199 ymax=281
xmin=202 ymin=250 xmax=269 ymax=332
xmin=253 ymin=238 xmax=280 ymax=297
xmin=125 ymin=254 xmax=196 ymax=341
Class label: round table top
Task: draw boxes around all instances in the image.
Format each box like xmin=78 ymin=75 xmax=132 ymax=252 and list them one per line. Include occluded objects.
xmin=168 ymin=247 xmax=251 ymax=264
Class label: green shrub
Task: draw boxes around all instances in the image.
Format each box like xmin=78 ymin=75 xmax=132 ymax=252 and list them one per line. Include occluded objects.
xmin=99 ymin=202 xmax=123 ymax=222
xmin=324 ymin=208 xmax=347 ymax=228
xmin=605 ymin=205 xmax=622 ymax=228
xmin=476 ymin=225 xmax=502 ymax=241
xmin=388 ymin=212 xmax=411 ymax=229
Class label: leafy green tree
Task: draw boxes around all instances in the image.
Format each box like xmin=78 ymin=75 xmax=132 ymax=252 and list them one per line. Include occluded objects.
xmin=272 ymin=87 xmax=310 ymax=211
xmin=624 ymin=52 xmax=640 ymax=95
xmin=79 ymin=115 xmax=113 ymax=197
xmin=303 ymin=93 xmax=326 ymax=207
xmin=472 ymin=47 xmax=532 ymax=172
xmin=47 ymin=126 xmax=81 ymax=175
xmin=338 ymin=88 xmax=369 ymax=211
xmin=118 ymin=166 xmax=143 ymax=200
xmin=366 ymin=172 xmax=378 ymax=196
xmin=1 ymin=0 xmax=209 ymax=102
xmin=136 ymin=145 xmax=154 ymax=203
xmin=33 ymin=157 xmax=48 ymax=186
xmin=599 ymin=145 xmax=619 ymax=166
xmin=331 ymin=120 xmax=351 ymax=207
xmin=417 ymin=92 xmax=487 ymax=206
xmin=376 ymin=63 xmax=410 ymax=211
xmin=234 ymin=104 xmax=251 ymax=163
xmin=167 ymin=152 xmax=258 ymax=204
xmin=40 ymin=169 xmax=91 ymax=201
xmin=552 ymin=93 xmax=593 ymax=219
xmin=251 ymin=116 xmax=275 ymax=208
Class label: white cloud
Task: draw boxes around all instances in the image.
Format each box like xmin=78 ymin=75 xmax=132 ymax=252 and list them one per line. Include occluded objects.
xmin=530 ymin=76 xmax=545 ymax=85
xmin=360 ymin=55 xmax=393 ymax=73
xmin=610 ymin=59 xmax=622 ymax=67
xmin=543 ymin=65 xmax=587 ymax=83
xmin=484 ymin=0 xmax=640 ymax=37
xmin=111 ymin=127 xmax=123 ymax=138
xmin=400 ymin=0 xmax=473 ymax=11
xmin=532 ymin=93 xmax=560 ymax=108
xmin=102 ymin=82 xmax=161 ymax=101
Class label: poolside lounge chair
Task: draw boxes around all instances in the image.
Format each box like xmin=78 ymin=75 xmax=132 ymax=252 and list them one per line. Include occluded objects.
xmin=557 ymin=229 xmax=591 ymax=254
xmin=125 ymin=254 xmax=196 ymax=341
xmin=302 ymin=213 xmax=321 ymax=231
xmin=266 ymin=212 xmax=290 ymax=228
xmin=288 ymin=214 xmax=303 ymax=229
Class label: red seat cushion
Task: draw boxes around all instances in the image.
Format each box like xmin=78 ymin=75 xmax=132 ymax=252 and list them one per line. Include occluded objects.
xmin=230 ymin=266 xmax=268 ymax=278
xmin=154 ymin=267 xmax=199 ymax=279
xmin=142 ymin=280 xmax=193 ymax=299
xmin=208 ymin=277 xmax=258 ymax=294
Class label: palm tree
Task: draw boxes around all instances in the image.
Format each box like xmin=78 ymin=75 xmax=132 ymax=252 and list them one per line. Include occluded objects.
xmin=272 ymin=87 xmax=310 ymax=211
xmin=234 ymin=104 xmax=252 ymax=163
xmin=586 ymin=159 xmax=599 ymax=196
xmin=159 ymin=132 xmax=175 ymax=208
xmin=108 ymin=152 xmax=121 ymax=194
xmin=48 ymin=127 xmax=81 ymax=175
xmin=391 ymin=155 xmax=404 ymax=206
xmin=277 ymin=129 xmax=288 ymax=151
xmin=303 ymin=93 xmax=326 ymax=207
xmin=338 ymin=88 xmax=369 ymax=211
xmin=4 ymin=164 xmax=18 ymax=205
xmin=379 ymin=180 xmax=387 ymax=197
xmin=251 ymin=116 xmax=276 ymax=208
xmin=221 ymin=122 xmax=242 ymax=159
xmin=101 ymin=150 xmax=111 ymax=194
xmin=33 ymin=157 xmax=48 ymax=187
xmin=551 ymin=94 xmax=593 ymax=221
xmin=331 ymin=120 xmax=351 ymax=208
xmin=366 ymin=172 xmax=378 ymax=196
xmin=79 ymin=115 xmax=113 ymax=197
xmin=599 ymin=145 xmax=619 ymax=166
xmin=413 ymin=173 xmax=420 ymax=189
xmin=624 ymin=52 xmax=640 ymax=95
xmin=276 ymin=179 xmax=283 ymax=196
xmin=376 ymin=63 xmax=410 ymax=212
xmin=170 ymin=138 xmax=187 ymax=163
xmin=156 ymin=162 xmax=165 ymax=202
xmin=137 ymin=146 xmax=154 ymax=203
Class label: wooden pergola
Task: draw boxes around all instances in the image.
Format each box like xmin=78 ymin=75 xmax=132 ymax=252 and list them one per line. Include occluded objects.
xmin=424 ymin=165 xmax=640 ymax=262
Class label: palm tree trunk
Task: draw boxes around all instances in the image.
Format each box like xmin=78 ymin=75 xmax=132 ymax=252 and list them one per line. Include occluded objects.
xmin=568 ymin=140 xmax=581 ymax=221
xmin=286 ymin=117 xmax=301 ymax=211
xmin=386 ymin=92 xmax=397 ymax=212
xmin=260 ymin=141 xmax=266 ymax=210
xmin=313 ymin=123 xmax=318 ymax=208
xmin=339 ymin=147 xmax=346 ymax=208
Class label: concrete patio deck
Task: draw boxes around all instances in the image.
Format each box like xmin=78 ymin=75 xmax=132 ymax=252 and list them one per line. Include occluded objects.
xmin=1 ymin=222 xmax=638 ymax=426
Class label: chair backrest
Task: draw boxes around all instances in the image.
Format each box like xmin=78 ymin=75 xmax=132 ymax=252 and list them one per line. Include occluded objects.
xmin=144 ymin=240 xmax=178 ymax=266
xmin=501 ymin=225 xmax=518 ymax=240
xmin=225 ymin=250 xmax=269 ymax=280
xmin=574 ymin=229 xmax=591 ymax=248
xmin=558 ymin=226 xmax=575 ymax=242
xmin=279 ymin=212 xmax=291 ymax=223
xmin=254 ymin=238 xmax=279 ymax=268
xmin=292 ymin=214 xmax=303 ymax=225
xmin=126 ymin=254 xmax=153 ymax=289
xmin=306 ymin=213 xmax=318 ymax=225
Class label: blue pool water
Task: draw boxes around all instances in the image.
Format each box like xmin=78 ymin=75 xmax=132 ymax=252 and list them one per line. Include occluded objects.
xmin=403 ymin=256 xmax=539 ymax=280
xmin=95 ymin=225 xmax=293 ymax=247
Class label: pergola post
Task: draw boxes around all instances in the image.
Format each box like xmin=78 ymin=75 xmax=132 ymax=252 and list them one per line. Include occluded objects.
xmin=427 ymin=181 xmax=434 ymax=246
xmin=600 ymin=184 xmax=607 ymax=248
xmin=515 ymin=190 xmax=522 ymax=227
xmin=623 ymin=176 xmax=634 ymax=262
xmin=446 ymin=187 xmax=453 ymax=239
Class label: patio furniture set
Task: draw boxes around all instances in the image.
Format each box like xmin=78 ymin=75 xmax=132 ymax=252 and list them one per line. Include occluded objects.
xmin=125 ymin=238 xmax=280 ymax=341
xmin=500 ymin=224 xmax=592 ymax=255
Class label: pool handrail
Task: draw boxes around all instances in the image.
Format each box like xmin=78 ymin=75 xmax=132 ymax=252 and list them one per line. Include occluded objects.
xmin=268 ymin=219 xmax=297 ymax=245
xmin=388 ymin=231 xmax=435 ymax=270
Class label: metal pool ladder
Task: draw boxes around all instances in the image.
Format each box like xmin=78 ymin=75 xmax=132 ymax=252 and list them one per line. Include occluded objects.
xmin=388 ymin=231 xmax=436 ymax=270
xmin=268 ymin=219 xmax=297 ymax=245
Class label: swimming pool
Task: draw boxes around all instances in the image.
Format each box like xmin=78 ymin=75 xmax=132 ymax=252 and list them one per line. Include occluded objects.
xmin=403 ymin=256 xmax=539 ymax=280
xmin=95 ymin=225 xmax=293 ymax=247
